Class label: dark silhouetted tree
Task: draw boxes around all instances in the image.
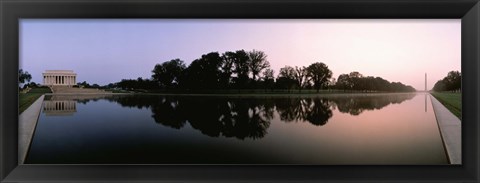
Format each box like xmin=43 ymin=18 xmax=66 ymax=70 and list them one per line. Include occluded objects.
xmin=276 ymin=66 xmax=297 ymax=91
xmin=261 ymin=68 xmax=275 ymax=91
xmin=231 ymin=50 xmax=250 ymax=88
xmin=294 ymin=66 xmax=308 ymax=91
xmin=152 ymin=59 xmax=186 ymax=88
xmin=182 ymin=52 xmax=223 ymax=90
xmin=247 ymin=49 xmax=270 ymax=81
xmin=444 ymin=71 xmax=461 ymax=91
xmin=336 ymin=74 xmax=351 ymax=91
xmin=348 ymin=71 xmax=363 ymax=91
xmin=306 ymin=62 xmax=333 ymax=92
xmin=336 ymin=72 xmax=414 ymax=92
xmin=77 ymin=81 xmax=91 ymax=88
xmin=219 ymin=51 xmax=236 ymax=88
xmin=19 ymin=69 xmax=32 ymax=85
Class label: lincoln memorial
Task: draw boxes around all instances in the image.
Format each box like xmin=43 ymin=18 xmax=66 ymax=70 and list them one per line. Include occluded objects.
xmin=42 ymin=70 xmax=77 ymax=86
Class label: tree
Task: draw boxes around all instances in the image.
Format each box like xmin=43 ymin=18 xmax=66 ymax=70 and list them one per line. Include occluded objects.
xmin=182 ymin=52 xmax=223 ymax=90
xmin=231 ymin=50 xmax=250 ymax=88
xmin=219 ymin=51 xmax=236 ymax=88
xmin=276 ymin=66 xmax=297 ymax=91
xmin=328 ymin=77 xmax=336 ymax=89
xmin=247 ymin=50 xmax=270 ymax=81
xmin=77 ymin=81 xmax=90 ymax=88
xmin=91 ymin=83 xmax=100 ymax=88
xmin=372 ymin=77 xmax=390 ymax=91
xmin=348 ymin=71 xmax=363 ymax=91
xmin=444 ymin=71 xmax=461 ymax=91
xmin=432 ymin=80 xmax=447 ymax=91
xmin=104 ymin=83 xmax=117 ymax=89
xmin=306 ymin=62 xmax=333 ymax=92
xmin=294 ymin=66 xmax=307 ymax=91
xmin=261 ymin=68 xmax=275 ymax=91
xmin=433 ymin=71 xmax=461 ymax=92
xmin=116 ymin=78 xmax=158 ymax=90
xmin=336 ymin=74 xmax=351 ymax=91
xmin=19 ymin=69 xmax=32 ymax=85
xmin=336 ymin=72 xmax=415 ymax=92
xmin=152 ymin=59 xmax=186 ymax=88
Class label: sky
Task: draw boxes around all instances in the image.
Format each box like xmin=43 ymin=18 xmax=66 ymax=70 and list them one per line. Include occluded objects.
xmin=20 ymin=19 xmax=460 ymax=91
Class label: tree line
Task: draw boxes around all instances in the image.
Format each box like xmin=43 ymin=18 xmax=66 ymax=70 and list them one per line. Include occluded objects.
xmin=18 ymin=49 xmax=416 ymax=93
xmin=114 ymin=49 xmax=415 ymax=93
xmin=432 ymin=71 xmax=461 ymax=92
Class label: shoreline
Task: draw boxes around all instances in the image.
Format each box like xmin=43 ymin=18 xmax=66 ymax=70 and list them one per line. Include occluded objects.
xmin=430 ymin=94 xmax=462 ymax=164
xmin=18 ymin=95 xmax=45 ymax=164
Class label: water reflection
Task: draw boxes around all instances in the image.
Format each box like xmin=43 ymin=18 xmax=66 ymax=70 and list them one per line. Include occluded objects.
xmin=114 ymin=96 xmax=273 ymax=140
xmin=46 ymin=93 xmax=415 ymax=140
xmin=43 ymin=100 xmax=77 ymax=116
xmin=275 ymin=98 xmax=333 ymax=126
xmin=425 ymin=93 xmax=428 ymax=112
xmin=29 ymin=93 xmax=448 ymax=164
xmin=42 ymin=95 xmax=113 ymax=116
xmin=329 ymin=94 xmax=416 ymax=116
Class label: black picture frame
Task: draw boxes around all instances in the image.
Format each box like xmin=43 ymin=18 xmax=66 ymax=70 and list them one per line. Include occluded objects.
xmin=1 ymin=0 xmax=479 ymax=182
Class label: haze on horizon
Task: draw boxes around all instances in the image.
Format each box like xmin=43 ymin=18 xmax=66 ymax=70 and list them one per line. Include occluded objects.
xmin=20 ymin=19 xmax=460 ymax=91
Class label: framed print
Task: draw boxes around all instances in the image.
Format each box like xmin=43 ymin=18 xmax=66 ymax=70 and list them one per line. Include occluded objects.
xmin=1 ymin=0 xmax=479 ymax=182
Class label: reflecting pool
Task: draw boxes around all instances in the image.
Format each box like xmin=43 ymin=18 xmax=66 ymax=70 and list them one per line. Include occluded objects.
xmin=25 ymin=93 xmax=448 ymax=164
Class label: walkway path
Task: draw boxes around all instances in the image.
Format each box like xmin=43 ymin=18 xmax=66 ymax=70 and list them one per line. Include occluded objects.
xmin=430 ymin=95 xmax=461 ymax=164
xmin=18 ymin=95 xmax=44 ymax=164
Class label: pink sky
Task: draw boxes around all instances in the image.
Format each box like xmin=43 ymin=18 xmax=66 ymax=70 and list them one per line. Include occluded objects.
xmin=225 ymin=19 xmax=461 ymax=91
xmin=21 ymin=19 xmax=460 ymax=90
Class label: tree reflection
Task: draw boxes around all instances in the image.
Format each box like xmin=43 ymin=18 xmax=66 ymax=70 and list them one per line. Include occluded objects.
xmin=275 ymin=97 xmax=333 ymax=126
xmin=70 ymin=93 xmax=416 ymax=140
xmin=150 ymin=97 xmax=187 ymax=129
xmin=107 ymin=96 xmax=274 ymax=140
xmin=303 ymin=98 xmax=332 ymax=126
xmin=330 ymin=94 xmax=416 ymax=116
xmin=180 ymin=97 xmax=271 ymax=140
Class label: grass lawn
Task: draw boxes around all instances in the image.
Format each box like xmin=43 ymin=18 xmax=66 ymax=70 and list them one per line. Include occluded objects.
xmin=431 ymin=92 xmax=462 ymax=120
xmin=19 ymin=87 xmax=52 ymax=114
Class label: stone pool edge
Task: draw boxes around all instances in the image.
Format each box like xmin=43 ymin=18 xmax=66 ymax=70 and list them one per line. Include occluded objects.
xmin=18 ymin=95 xmax=45 ymax=164
xmin=429 ymin=94 xmax=461 ymax=165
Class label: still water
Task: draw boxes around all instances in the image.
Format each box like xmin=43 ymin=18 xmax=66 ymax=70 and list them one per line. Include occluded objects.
xmin=25 ymin=93 xmax=448 ymax=164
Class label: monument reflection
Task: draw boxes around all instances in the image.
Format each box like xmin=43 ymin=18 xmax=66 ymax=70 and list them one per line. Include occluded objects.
xmin=42 ymin=95 xmax=114 ymax=116
xmin=43 ymin=100 xmax=76 ymax=116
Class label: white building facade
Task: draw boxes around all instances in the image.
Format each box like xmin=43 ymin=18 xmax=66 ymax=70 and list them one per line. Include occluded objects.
xmin=42 ymin=70 xmax=77 ymax=86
